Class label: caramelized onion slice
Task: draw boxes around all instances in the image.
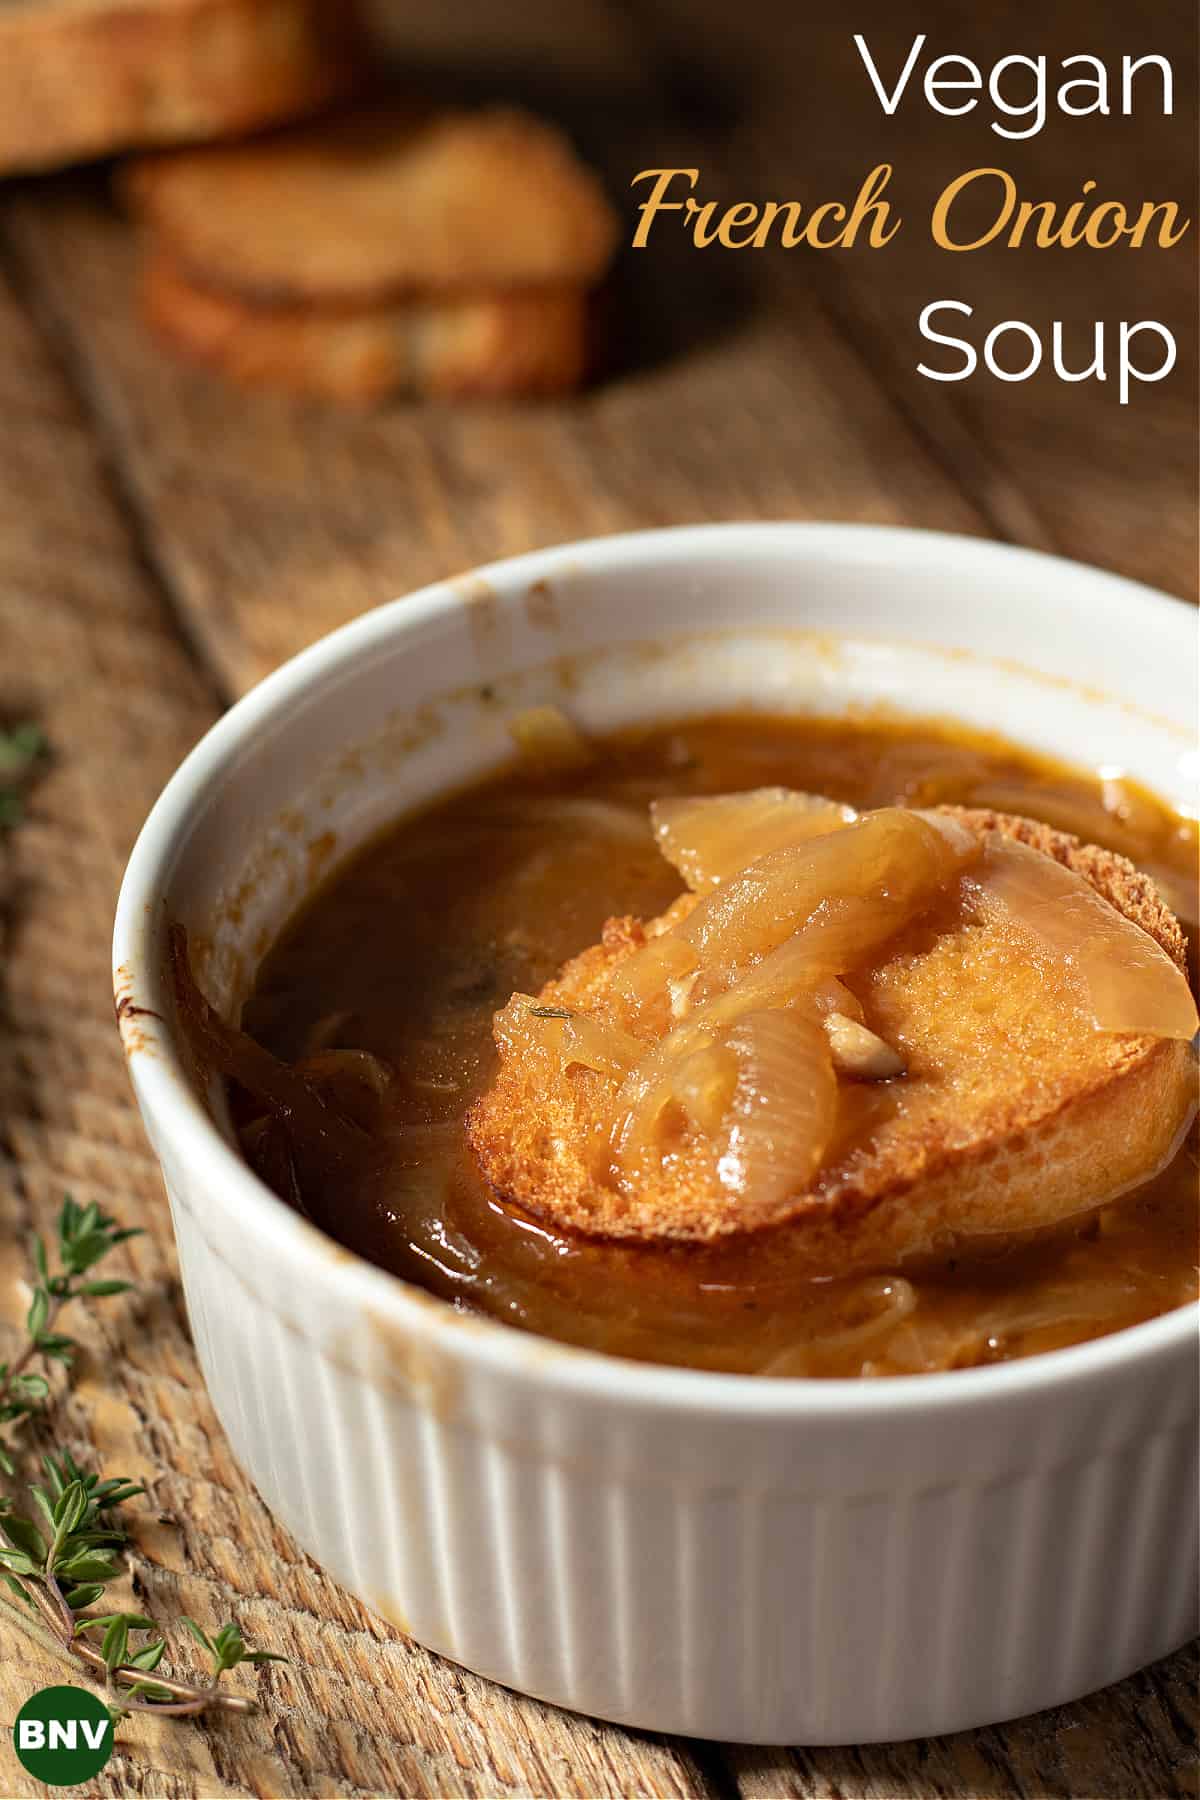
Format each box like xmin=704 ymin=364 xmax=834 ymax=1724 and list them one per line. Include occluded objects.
xmin=612 ymin=1009 xmax=836 ymax=1227
xmin=168 ymin=922 xmax=363 ymax=1167
xmin=670 ymin=1042 xmax=740 ymax=1134
xmin=494 ymin=993 xmax=642 ymax=1078
xmin=676 ymin=807 xmax=979 ymax=989
xmin=610 ymin=934 xmax=699 ymax=1029
xmin=966 ymin=836 xmax=1199 ymax=1039
xmin=294 ymin=1048 xmax=393 ymax=1129
xmin=296 ymin=1048 xmax=392 ymax=1096
xmin=651 ymin=787 xmax=855 ymax=891
xmin=716 ymin=1011 xmax=837 ymax=1223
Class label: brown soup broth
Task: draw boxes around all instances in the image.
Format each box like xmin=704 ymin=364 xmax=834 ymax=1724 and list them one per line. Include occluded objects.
xmin=239 ymin=713 xmax=1200 ymax=1376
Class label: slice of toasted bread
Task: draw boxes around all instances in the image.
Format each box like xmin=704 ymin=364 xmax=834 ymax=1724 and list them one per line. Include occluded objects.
xmin=122 ymin=101 xmax=619 ymax=301
xmin=0 ymin=0 xmax=365 ymax=176
xmin=467 ymin=809 xmax=1197 ymax=1270
xmin=140 ymin=252 xmax=590 ymax=400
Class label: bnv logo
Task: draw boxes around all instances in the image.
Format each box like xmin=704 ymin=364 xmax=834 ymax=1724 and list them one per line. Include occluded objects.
xmin=12 ymin=1685 xmax=114 ymax=1786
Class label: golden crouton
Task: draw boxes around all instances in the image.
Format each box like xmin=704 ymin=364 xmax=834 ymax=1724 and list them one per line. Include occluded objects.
xmin=0 ymin=0 xmax=365 ymax=175
xmin=467 ymin=809 xmax=1196 ymax=1271
xmin=123 ymin=102 xmax=619 ymax=301
xmin=141 ymin=253 xmax=591 ymax=401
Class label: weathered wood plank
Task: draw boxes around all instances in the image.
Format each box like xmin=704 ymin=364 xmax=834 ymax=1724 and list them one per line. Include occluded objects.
xmin=2 ymin=160 xmax=986 ymax=698
xmin=0 ymin=244 xmax=719 ymax=1800
xmin=1 ymin=1 xmax=1195 ymax=1792
xmin=724 ymin=1644 xmax=1198 ymax=1800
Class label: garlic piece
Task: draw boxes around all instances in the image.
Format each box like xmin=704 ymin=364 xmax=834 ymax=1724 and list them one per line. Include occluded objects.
xmin=824 ymin=1012 xmax=906 ymax=1080
xmin=667 ymin=971 xmax=699 ymax=1020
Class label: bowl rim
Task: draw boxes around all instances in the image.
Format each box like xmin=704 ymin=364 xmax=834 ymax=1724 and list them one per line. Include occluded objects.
xmin=113 ymin=520 xmax=1200 ymax=1419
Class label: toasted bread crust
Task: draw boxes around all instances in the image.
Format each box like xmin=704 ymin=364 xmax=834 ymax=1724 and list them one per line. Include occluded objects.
xmin=467 ymin=808 xmax=1197 ymax=1264
xmin=0 ymin=0 xmax=365 ymax=176
xmin=123 ymin=102 xmax=619 ymax=301
xmin=140 ymin=252 xmax=591 ymax=400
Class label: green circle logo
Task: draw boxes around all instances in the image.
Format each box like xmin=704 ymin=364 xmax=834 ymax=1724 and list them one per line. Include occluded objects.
xmin=12 ymin=1685 xmax=114 ymax=1787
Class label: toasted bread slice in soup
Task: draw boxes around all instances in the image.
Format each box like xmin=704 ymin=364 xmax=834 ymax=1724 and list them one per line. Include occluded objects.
xmin=467 ymin=804 xmax=1197 ymax=1275
xmin=141 ymin=254 xmax=590 ymax=401
xmin=0 ymin=0 xmax=364 ymax=176
xmin=122 ymin=102 xmax=619 ymax=301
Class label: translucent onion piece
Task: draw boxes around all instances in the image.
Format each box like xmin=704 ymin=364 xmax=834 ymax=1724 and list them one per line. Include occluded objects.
xmin=966 ymin=780 xmax=1163 ymax=851
xmin=966 ymin=835 xmax=1199 ymax=1039
xmin=813 ymin=977 xmax=864 ymax=1021
xmin=609 ymin=811 xmax=973 ymax=1174
xmin=559 ymin=1013 xmax=643 ymax=1078
xmin=611 ymin=1020 xmax=720 ymax=1168
xmin=610 ymin=934 xmax=699 ymax=1027
xmin=761 ymin=1277 xmax=917 ymax=1375
xmin=912 ymin=808 xmax=979 ymax=855
xmin=707 ymin=963 xmax=860 ymax=1025
xmin=611 ymin=969 xmax=866 ymax=1159
xmin=295 ymin=1048 xmax=392 ymax=1099
xmin=671 ymin=1042 xmax=740 ymax=1133
xmin=532 ymin=798 xmax=651 ymax=843
xmin=651 ymin=787 xmax=855 ymax=890
xmin=711 ymin=906 xmax=875 ymax=1007
xmin=493 ymin=993 xmax=641 ymax=1078
xmin=716 ymin=1011 xmax=837 ymax=1221
xmin=676 ymin=807 xmax=979 ymax=990
xmin=506 ymin=704 xmax=593 ymax=772
xmin=667 ymin=970 xmax=700 ymax=1020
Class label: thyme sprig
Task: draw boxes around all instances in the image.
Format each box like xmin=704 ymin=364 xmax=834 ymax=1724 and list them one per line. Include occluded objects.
xmin=0 ymin=1198 xmax=283 ymax=1718
xmin=0 ymin=1196 xmax=140 ymax=1477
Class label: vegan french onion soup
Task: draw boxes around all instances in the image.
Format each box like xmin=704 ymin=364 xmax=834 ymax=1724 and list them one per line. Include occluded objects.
xmin=173 ymin=710 xmax=1200 ymax=1377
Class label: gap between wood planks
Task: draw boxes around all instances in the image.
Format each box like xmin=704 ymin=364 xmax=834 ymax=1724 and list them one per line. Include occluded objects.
xmin=0 ymin=210 xmax=732 ymax=1800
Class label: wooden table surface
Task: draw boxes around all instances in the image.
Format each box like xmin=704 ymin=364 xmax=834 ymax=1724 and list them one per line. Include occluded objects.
xmin=0 ymin=2 xmax=1196 ymax=1795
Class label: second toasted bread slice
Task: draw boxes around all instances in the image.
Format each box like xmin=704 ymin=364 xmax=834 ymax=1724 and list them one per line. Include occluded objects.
xmin=467 ymin=809 xmax=1197 ymax=1271
xmin=123 ymin=102 xmax=619 ymax=302
xmin=141 ymin=253 xmax=591 ymax=400
xmin=0 ymin=0 xmax=364 ymax=175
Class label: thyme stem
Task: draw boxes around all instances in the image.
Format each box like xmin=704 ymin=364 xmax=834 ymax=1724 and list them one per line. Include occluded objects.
xmin=9 ymin=1580 xmax=254 ymax=1714
xmin=1 ymin=1197 xmax=281 ymax=1719
xmin=0 ymin=1296 xmax=62 ymax=1420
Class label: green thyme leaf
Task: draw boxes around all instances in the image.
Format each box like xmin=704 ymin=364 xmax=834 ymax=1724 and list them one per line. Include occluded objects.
xmin=1 ymin=1571 xmax=37 ymax=1608
xmin=101 ymin=1616 xmax=129 ymax=1672
xmin=127 ymin=1640 xmax=166 ymax=1673
xmin=0 ymin=1548 xmax=40 ymax=1577
xmin=180 ymin=1616 xmax=215 ymax=1657
xmin=25 ymin=1288 xmax=49 ymax=1342
xmin=2 ymin=1515 xmax=47 ymax=1565
xmin=61 ymin=1583 xmax=107 ymax=1611
xmin=55 ymin=1550 xmax=120 ymax=1583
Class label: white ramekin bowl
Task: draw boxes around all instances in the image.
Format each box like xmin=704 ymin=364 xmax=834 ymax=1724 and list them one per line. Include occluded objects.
xmin=114 ymin=524 xmax=1199 ymax=1745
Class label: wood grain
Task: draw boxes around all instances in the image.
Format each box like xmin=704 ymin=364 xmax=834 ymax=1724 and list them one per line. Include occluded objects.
xmin=0 ymin=233 xmax=722 ymax=1800
xmin=1 ymin=162 xmax=986 ymax=696
xmin=0 ymin=0 xmax=1196 ymax=1793
xmin=728 ymin=1643 xmax=1199 ymax=1799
